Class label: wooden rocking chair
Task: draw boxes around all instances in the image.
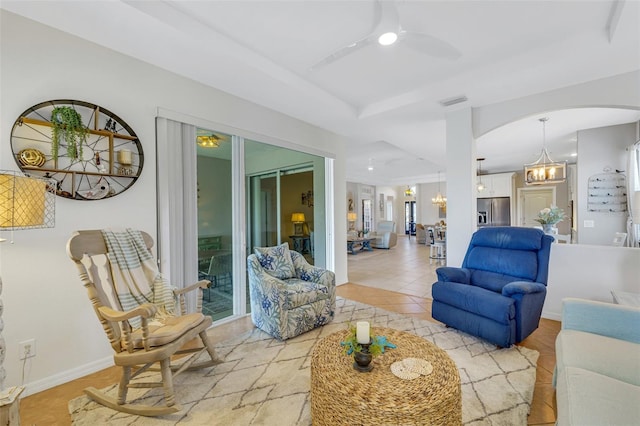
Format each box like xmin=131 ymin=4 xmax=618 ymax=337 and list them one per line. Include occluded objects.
xmin=66 ymin=229 xmax=220 ymax=416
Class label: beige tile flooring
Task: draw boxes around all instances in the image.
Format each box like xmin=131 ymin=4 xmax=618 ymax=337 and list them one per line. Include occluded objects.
xmin=347 ymin=233 xmax=440 ymax=299
xmin=20 ymin=234 xmax=558 ymax=425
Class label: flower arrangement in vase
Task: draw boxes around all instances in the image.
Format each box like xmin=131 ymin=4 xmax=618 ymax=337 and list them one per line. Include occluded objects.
xmin=534 ymin=205 xmax=567 ymax=234
xmin=50 ymin=106 xmax=89 ymax=161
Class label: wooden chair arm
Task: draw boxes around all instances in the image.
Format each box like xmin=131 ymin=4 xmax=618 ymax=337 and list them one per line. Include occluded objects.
xmin=174 ymin=280 xmax=210 ymax=315
xmin=98 ymin=303 xmax=157 ymax=322
xmin=174 ymin=280 xmax=210 ymax=296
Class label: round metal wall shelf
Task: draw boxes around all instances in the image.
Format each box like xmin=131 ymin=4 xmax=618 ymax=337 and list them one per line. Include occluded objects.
xmin=10 ymin=99 xmax=143 ymax=200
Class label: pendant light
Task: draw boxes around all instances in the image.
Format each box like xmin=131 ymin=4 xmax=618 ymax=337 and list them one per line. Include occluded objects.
xmin=524 ymin=117 xmax=566 ymax=185
xmin=477 ymin=158 xmax=485 ymax=192
xmin=404 ymin=186 xmax=414 ymax=197
xmin=432 ymin=171 xmax=447 ymax=207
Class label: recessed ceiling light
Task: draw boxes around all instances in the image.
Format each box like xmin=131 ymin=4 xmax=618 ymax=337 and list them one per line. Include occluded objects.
xmin=378 ymin=32 xmax=398 ymax=46
xmin=570 ymin=153 xmax=577 ymax=157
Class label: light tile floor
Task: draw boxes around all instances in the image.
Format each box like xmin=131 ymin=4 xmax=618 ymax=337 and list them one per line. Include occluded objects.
xmin=347 ymin=234 xmax=440 ymax=299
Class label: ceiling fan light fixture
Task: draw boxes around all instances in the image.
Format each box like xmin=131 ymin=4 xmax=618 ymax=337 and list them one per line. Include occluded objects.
xmin=197 ymin=135 xmax=220 ymax=148
xmin=378 ymin=31 xmax=398 ymax=46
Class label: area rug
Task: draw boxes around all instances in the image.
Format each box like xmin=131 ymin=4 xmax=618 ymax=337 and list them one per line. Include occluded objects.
xmin=69 ymin=297 xmax=539 ymax=425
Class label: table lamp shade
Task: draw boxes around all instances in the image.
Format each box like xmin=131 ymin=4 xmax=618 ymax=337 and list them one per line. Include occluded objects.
xmin=0 ymin=171 xmax=56 ymax=230
xmin=291 ymin=212 xmax=305 ymax=223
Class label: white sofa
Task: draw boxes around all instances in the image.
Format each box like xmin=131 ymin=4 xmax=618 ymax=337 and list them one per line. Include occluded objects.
xmin=554 ymin=298 xmax=640 ymax=425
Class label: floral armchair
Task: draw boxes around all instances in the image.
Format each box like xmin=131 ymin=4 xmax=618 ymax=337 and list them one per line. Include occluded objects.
xmin=247 ymin=243 xmax=335 ymax=340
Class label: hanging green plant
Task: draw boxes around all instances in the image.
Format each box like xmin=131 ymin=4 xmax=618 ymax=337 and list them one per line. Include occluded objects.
xmin=50 ymin=106 xmax=88 ymax=161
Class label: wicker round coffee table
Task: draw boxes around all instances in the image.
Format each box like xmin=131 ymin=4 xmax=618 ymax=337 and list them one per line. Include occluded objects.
xmin=310 ymin=327 xmax=461 ymax=426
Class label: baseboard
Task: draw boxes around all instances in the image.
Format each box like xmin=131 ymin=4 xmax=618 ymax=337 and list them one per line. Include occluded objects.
xmin=21 ymin=356 xmax=113 ymax=398
xmin=541 ymin=310 xmax=561 ymax=322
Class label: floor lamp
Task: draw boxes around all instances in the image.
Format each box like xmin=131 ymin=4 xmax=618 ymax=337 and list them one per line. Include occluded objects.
xmin=0 ymin=171 xmax=55 ymax=423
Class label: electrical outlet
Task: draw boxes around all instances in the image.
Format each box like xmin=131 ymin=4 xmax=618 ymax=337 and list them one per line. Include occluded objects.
xmin=18 ymin=339 xmax=36 ymax=360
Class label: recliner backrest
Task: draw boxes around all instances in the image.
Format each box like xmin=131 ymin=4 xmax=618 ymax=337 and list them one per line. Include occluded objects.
xmin=462 ymin=227 xmax=553 ymax=292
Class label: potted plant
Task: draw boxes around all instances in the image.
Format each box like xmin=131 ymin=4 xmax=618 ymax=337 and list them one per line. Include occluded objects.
xmin=534 ymin=205 xmax=567 ymax=234
xmin=50 ymin=106 xmax=88 ymax=161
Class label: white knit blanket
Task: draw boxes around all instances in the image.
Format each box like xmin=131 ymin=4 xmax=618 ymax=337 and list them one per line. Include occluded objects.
xmin=101 ymin=229 xmax=175 ymax=329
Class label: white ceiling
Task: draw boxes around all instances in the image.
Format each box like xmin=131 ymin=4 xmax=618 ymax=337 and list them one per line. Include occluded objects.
xmin=3 ymin=0 xmax=639 ymax=185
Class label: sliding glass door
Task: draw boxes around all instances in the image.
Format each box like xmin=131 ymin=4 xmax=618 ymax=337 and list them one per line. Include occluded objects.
xmin=245 ymin=139 xmax=324 ymax=267
xmin=158 ymin=116 xmax=330 ymax=324
xmin=196 ymin=130 xmax=234 ymax=321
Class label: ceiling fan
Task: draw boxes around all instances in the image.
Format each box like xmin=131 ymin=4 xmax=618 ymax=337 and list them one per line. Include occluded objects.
xmin=311 ymin=0 xmax=461 ymax=70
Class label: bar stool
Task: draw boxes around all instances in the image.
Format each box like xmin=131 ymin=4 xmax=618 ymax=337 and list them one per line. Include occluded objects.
xmin=428 ymin=228 xmax=446 ymax=260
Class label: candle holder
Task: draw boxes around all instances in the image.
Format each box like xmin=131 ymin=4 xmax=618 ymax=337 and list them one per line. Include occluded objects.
xmin=117 ymin=149 xmax=134 ymax=176
xmin=353 ymin=340 xmax=373 ymax=372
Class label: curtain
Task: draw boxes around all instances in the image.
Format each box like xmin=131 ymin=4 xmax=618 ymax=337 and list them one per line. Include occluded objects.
xmin=626 ymin=141 xmax=640 ymax=247
xmin=156 ymin=117 xmax=198 ymax=312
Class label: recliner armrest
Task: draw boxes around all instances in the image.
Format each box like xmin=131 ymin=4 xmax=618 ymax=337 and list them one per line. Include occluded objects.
xmin=502 ymin=281 xmax=546 ymax=297
xmin=436 ymin=267 xmax=470 ymax=284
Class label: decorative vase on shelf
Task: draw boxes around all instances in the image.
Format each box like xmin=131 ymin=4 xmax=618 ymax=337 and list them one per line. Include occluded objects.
xmin=542 ymin=224 xmax=558 ymax=235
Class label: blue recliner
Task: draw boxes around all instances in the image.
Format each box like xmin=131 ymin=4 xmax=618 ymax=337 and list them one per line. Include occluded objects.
xmin=431 ymin=227 xmax=554 ymax=347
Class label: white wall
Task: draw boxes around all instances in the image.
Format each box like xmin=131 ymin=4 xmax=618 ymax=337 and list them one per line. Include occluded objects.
xmin=543 ymin=244 xmax=640 ymax=320
xmin=372 ymin=185 xmax=397 ymax=224
xmin=417 ymin=182 xmax=446 ymax=225
xmin=0 ymin=11 xmax=349 ymax=395
xmin=577 ymin=122 xmax=637 ymax=245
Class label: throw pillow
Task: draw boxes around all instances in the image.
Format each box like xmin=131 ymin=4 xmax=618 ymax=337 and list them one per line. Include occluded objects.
xmin=254 ymin=243 xmax=296 ymax=280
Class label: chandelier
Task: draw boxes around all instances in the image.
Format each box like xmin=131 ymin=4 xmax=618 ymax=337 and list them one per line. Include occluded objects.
xmin=524 ymin=117 xmax=566 ymax=185
xmin=432 ymin=171 xmax=446 ymax=207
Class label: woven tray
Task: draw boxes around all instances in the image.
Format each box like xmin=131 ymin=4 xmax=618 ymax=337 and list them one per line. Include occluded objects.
xmin=310 ymin=327 xmax=461 ymax=426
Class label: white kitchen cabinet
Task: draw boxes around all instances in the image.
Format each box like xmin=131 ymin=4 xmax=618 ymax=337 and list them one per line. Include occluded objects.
xmin=477 ymin=172 xmax=515 ymax=198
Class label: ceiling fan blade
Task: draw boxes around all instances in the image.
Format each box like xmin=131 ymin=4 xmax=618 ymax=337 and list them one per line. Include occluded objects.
xmin=310 ymin=35 xmax=375 ymax=71
xmin=401 ymin=31 xmax=461 ymax=60
xmin=311 ymin=0 xmax=389 ymax=71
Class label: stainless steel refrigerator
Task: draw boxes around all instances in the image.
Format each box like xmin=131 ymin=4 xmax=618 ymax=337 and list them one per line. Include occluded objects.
xmin=477 ymin=197 xmax=511 ymax=227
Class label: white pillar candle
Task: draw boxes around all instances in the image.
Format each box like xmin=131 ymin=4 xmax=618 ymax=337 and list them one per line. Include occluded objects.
xmin=117 ymin=149 xmax=132 ymax=165
xmin=356 ymin=321 xmax=370 ymax=344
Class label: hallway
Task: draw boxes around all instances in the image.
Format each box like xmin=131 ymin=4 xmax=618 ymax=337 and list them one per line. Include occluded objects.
xmin=347 ymin=234 xmax=440 ymax=299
